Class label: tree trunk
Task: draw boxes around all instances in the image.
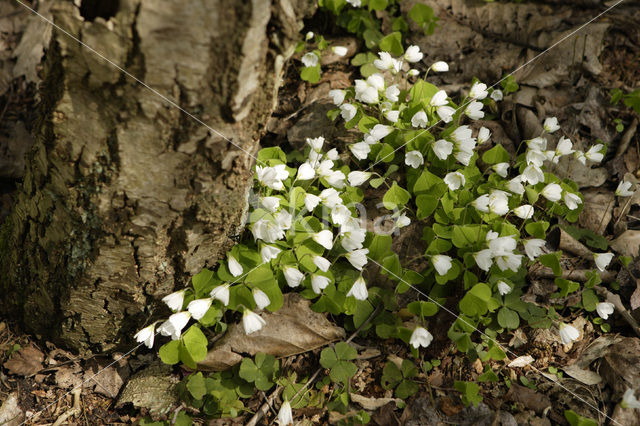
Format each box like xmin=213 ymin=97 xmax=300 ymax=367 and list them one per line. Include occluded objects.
xmin=0 ymin=0 xmax=314 ymax=351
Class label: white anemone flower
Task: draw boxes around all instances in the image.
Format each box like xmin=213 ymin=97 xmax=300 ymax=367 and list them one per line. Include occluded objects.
xmin=347 ymin=171 xmax=371 ymax=186
xmin=497 ymin=281 xmax=512 ymax=296
xmin=541 ymin=183 xmax=562 ymax=202
xmin=385 ymin=110 xmax=400 ymax=122
xmin=513 ymin=204 xmax=534 ymax=219
xmin=543 ymin=117 xmax=560 ymax=133
xmin=385 ymin=85 xmax=400 ymax=102
xmin=444 ymin=172 xmax=465 ymax=191
xmin=260 ymin=196 xmax=280 ymax=212
xmin=301 ymin=52 xmax=318 ymax=67
xmin=474 ymin=249 xmax=493 ymax=271
xmin=616 ymin=180 xmax=635 ymax=197
xmin=345 ymin=248 xmax=369 ymax=271
xmin=431 ymin=61 xmax=449 ymax=72
xmin=404 ymin=45 xmax=423 ymax=63
xmin=319 ymin=188 xmax=343 ymax=208
xmin=162 ymin=289 xmax=186 ymax=312
xmin=243 ymin=309 xmax=266 ymax=335
xmin=311 ymin=274 xmax=331 ymax=294
xmin=596 ymin=302 xmax=614 ymax=320
xmin=304 ymin=193 xmax=321 ymax=211
xmin=158 ymin=311 xmax=191 ymax=340
xmin=558 ymin=323 xmax=580 ymax=345
xmin=187 ymin=298 xmax=213 ymax=320
xmin=465 ymin=101 xmax=484 ymax=119
xmin=228 ymin=255 xmax=243 ymax=277
xmin=563 ymin=192 xmax=582 ymax=210
xmin=313 ymin=230 xmax=334 ymax=250
xmin=488 ymin=191 xmax=510 ymax=216
xmin=472 ymin=194 xmax=490 ymax=213
xmin=331 ymin=204 xmax=352 ymax=226
xmin=210 ymin=283 xmax=230 ymax=306
xmin=395 ymin=213 xmax=411 ymax=228
xmin=469 ymin=81 xmax=488 ymax=100
xmin=340 ymin=103 xmax=357 ymax=122
xmin=521 ymin=164 xmax=544 ymax=185
xmin=490 ymin=89 xmax=503 ymax=101
xmin=430 ymin=90 xmax=448 ymax=107
xmin=347 ymin=276 xmax=368 ymax=300
xmin=405 ymin=151 xmax=424 ymax=169
xmin=283 ymin=266 xmax=304 ymax=288
xmin=253 ymin=289 xmax=270 ymax=310
xmin=432 ymin=254 xmax=452 ymax=275
xmin=134 ymin=323 xmax=156 ymax=348
xmin=585 ymin=144 xmax=604 ymax=163
xmin=332 ymin=46 xmax=348 ymax=56
xmin=523 ymin=239 xmax=546 ymax=261
xmin=409 ymin=327 xmax=433 ymax=348
xmin=594 ymin=252 xmax=614 ymax=271
xmin=436 ymin=105 xmax=455 ymax=123
xmin=255 ymin=165 xmax=288 ymax=191
xmin=411 ymin=111 xmax=428 ymax=128
xmin=432 ymin=139 xmax=453 ymax=160
xmin=621 ymin=389 xmax=640 ymax=409
xmin=277 ymin=399 xmax=293 ymax=425
xmin=328 ymin=89 xmax=345 ymax=106
xmin=477 ymin=127 xmax=491 ymax=144
xmin=349 ymin=142 xmax=371 ymax=160
xmin=261 ymin=245 xmax=281 ymax=263
xmin=313 ymin=255 xmax=331 ymax=272
xmin=492 ymin=162 xmax=509 ymax=178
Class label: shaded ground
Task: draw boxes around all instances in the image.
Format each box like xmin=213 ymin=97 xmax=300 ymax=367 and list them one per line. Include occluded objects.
xmin=1 ymin=1 xmax=640 ymax=425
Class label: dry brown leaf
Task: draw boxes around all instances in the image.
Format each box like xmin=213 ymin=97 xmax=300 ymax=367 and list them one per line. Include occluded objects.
xmin=54 ymin=364 xmax=83 ymax=389
xmin=505 ymin=383 xmax=551 ymax=414
xmin=631 ymin=285 xmax=640 ymax=311
xmin=563 ymin=364 xmax=602 ymax=385
xmin=611 ymin=230 xmax=640 ymax=257
xmin=84 ymin=357 xmax=130 ymax=398
xmin=0 ymin=392 xmax=24 ymax=426
xmin=350 ymin=393 xmax=402 ymax=411
xmin=3 ymin=344 xmax=44 ymax=376
xmin=601 ymin=337 xmax=640 ymax=394
xmin=198 ymin=293 xmax=345 ymax=371
xmin=579 ymin=189 xmax=614 ymax=234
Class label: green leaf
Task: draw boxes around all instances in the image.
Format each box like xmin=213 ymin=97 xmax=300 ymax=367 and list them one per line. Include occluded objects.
xmin=187 ymin=372 xmax=207 ymax=400
xmin=459 ymin=283 xmax=491 ymax=316
xmin=407 ymin=301 xmax=439 ymax=317
xmin=300 ymin=65 xmax=321 ymax=83
xmin=320 ymin=343 xmax=357 ymax=384
xmin=367 ymin=234 xmax=392 ymax=262
xmin=159 ymin=340 xmax=180 ymax=365
xmin=395 ymin=379 xmax=419 ymax=399
xmin=378 ymin=32 xmax=403 ymax=56
xmin=383 ymin=182 xmax=410 ymax=210
xmin=257 ymin=146 xmax=287 ymax=163
xmin=182 ymin=326 xmax=208 ymax=363
xmin=368 ymin=0 xmax=388 ymax=11
xmin=564 ymin=409 xmax=598 ymax=426
xmin=451 ymin=225 xmax=483 ymax=248
xmin=525 ymin=221 xmax=549 ymax=239
xmin=481 ymin=144 xmax=510 ymax=164
xmin=409 ymin=3 xmax=435 ymax=25
xmin=581 ymin=289 xmax=599 ymax=311
xmin=497 ymin=307 xmax=520 ymax=329
xmin=320 ymin=0 xmax=347 ymax=15
xmin=334 ymin=342 xmax=357 ymax=360
xmin=416 ymin=194 xmax=438 ymax=219
xmin=409 ymin=80 xmax=439 ymax=108
xmin=539 ymin=253 xmax=562 ymax=276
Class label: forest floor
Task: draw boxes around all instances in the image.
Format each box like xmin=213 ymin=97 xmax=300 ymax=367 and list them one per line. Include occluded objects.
xmin=2 ymin=1 xmax=640 ymax=425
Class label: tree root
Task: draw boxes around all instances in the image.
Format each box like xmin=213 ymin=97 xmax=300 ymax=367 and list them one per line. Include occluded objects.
xmin=52 ymin=388 xmax=81 ymax=426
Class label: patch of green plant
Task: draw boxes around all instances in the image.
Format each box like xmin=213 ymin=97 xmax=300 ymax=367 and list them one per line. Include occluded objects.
xmin=381 ymin=359 xmax=419 ymax=399
xmin=564 ymin=409 xmax=598 ymax=426
xmin=454 ymin=380 xmax=483 ymax=406
xmin=320 ymin=342 xmax=358 ymax=385
xmin=239 ymin=352 xmax=280 ymax=391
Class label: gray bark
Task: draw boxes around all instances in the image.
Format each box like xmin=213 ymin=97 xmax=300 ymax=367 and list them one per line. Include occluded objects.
xmin=0 ymin=0 xmax=314 ymax=351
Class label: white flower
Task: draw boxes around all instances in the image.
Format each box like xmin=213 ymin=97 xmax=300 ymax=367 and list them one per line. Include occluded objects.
xmin=616 ymin=180 xmax=635 ymax=197
xmin=408 ymin=69 xmax=420 ymax=77
xmin=277 ymin=399 xmax=293 ymax=425
xmin=348 ymin=171 xmax=371 ymax=186
xmin=256 ymin=165 xmax=289 ymax=191
xmin=433 ymin=139 xmax=453 ymax=160
xmin=313 ymin=255 xmax=331 ymax=272
xmin=370 ymin=124 xmax=392 ymax=141
xmin=563 ymin=192 xmax=582 ymax=210
xmin=276 ymin=210 xmax=292 ymax=230
xmin=409 ymin=327 xmax=433 ymax=349
xmin=430 ymin=90 xmax=448 ymax=107
xmin=253 ymin=288 xmax=270 ymax=310
xmin=524 ymin=239 xmax=546 ymax=261
xmin=554 ymin=136 xmax=574 ymax=159
xmin=328 ymin=89 xmax=345 ymax=106
xmin=472 ymin=194 xmax=490 ymax=213
xmin=340 ymin=103 xmax=357 ymax=121
xmin=261 ymin=245 xmax=281 ymax=263
xmin=297 ymin=162 xmax=315 ymax=180
xmin=477 ymin=127 xmax=491 ymax=144
xmin=301 ymin=52 xmax=318 ymax=67
xmin=367 ymin=73 xmax=385 ymax=91
xmin=585 ymin=144 xmax=604 ymax=163
xmin=313 ymin=230 xmax=334 ymax=250
xmin=574 ymin=150 xmax=586 ymax=165
xmin=385 ymin=85 xmax=400 ymax=102
xmin=493 ymin=162 xmax=509 ymax=178
xmin=543 ymin=117 xmax=560 ymax=133
xmin=319 ymin=188 xmax=342 ymax=208
xmin=347 ymin=276 xmax=368 ymax=300
xmin=311 ymin=274 xmax=331 ymax=293
xmin=316 ymin=159 xmax=334 ymax=178
xmin=331 ymin=204 xmax=352 ymax=226
xmin=497 ymin=281 xmax=512 ymax=296
xmin=465 ymin=101 xmax=484 ymax=120
xmin=444 ymin=172 xmax=465 ymax=191
xmin=187 ymin=298 xmax=213 ymax=320
xmin=332 ymin=46 xmax=348 ymax=56
xmin=396 ymin=213 xmax=411 ymax=228
xmin=622 ymin=389 xmax=640 ymax=409
xmin=411 ymin=111 xmax=428 ymax=128
xmin=283 ymin=266 xmax=304 ymax=288
xmin=490 ymin=89 xmax=503 ymax=101
xmin=474 ymin=249 xmax=493 ymax=271
xmin=210 ymin=283 xmax=230 ymax=306
xmin=162 ymin=289 xmax=186 ymax=312
xmin=385 ymin=110 xmax=399 ymax=122
xmin=507 ymin=178 xmax=525 ymax=195
xmin=559 ymin=323 xmax=580 ymax=345
xmin=596 ymin=302 xmax=614 ymax=320
xmin=431 ymin=61 xmax=449 ymax=72
xmin=134 ymin=324 xmax=156 ymax=348
xmin=405 ymin=150 xmax=424 ymax=168
xmin=470 ymin=82 xmax=488 ymax=100
xmin=436 ymin=105 xmax=455 ymax=123
xmin=325 ymin=170 xmax=346 ymax=188
xmin=243 ymin=310 xmax=266 ymax=335
xmin=404 ymin=45 xmax=423 ymax=63
xmin=341 ymin=228 xmax=366 ymax=251
xmin=305 ymin=31 xmax=314 ymax=41
xmin=594 ymin=252 xmax=614 ymax=271
xmin=513 ymin=204 xmax=534 ymax=220
xmin=306 ymin=136 xmax=324 ymax=152
xmin=350 ymin=142 xmax=371 ymax=160
xmin=520 ymin=164 xmax=544 ymax=185
xmin=525 ymin=149 xmax=546 ymax=167
xmin=488 ymin=191 xmax=510 ymax=216
xmin=228 ymin=255 xmax=243 ymax=277
xmin=495 ymin=253 xmax=523 ymax=272
xmin=355 ymin=81 xmax=379 ymax=104
xmin=304 ymin=193 xmax=321 ymax=211
xmin=373 ymin=51 xmax=402 ymax=73
xmin=260 ymin=196 xmax=280 ymax=213
xmin=432 ymin=254 xmax=452 ymax=276
xmin=541 ymin=183 xmax=562 ymax=202
xmin=158 ymin=311 xmax=191 ymax=340
xmin=346 ymin=248 xmax=369 ymax=271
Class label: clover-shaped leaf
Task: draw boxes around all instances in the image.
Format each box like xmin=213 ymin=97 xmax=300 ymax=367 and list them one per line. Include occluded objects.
xmin=239 ymin=352 xmax=280 ymax=391
xmin=320 ymin=342 xmax=358 ymax=385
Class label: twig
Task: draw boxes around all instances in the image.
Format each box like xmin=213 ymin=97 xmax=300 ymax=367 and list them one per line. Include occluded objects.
xmin=593 ymin=285 xmax=640 ymax=338
xmin=614 ymin=117 xmax=638 ymax=159
xmin=246 ymin=302 xmax=384 ymax=426
xmin=530 ymin=267 xmax=616 ymax=282
xmin=52 ymin=388 xmax=81 ymax=426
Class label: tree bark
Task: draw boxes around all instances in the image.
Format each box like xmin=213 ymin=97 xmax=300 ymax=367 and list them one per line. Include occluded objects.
xmin=0 ymin=0 xmax=314 ymax=351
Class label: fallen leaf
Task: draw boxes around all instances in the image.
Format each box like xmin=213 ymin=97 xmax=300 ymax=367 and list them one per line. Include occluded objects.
xmin=84 ymin=357 xmax=130 ymax=397
xmin=601 ymin=337 xmax=640 ymax=395
xmin=350 ymin=393 xmax=402 ymax=410
xmin=54 ymin=364 xmax=83 ymax=389
xmin=3 ymin=344 xmax=44 ymax=376
xmin=0 ymin=392 xmax=24 ymax=426
xmin=198 ymin=293 xmax=345 ymax=371
xmin=611 ymin=230 xmax=640 ymax=257
xmin=505 ymin=383 xmax=551 ymax=414
xmin=563 ymin=364 xmax=602 ymax=385
xmin=579 ymin=189 xmax=614 ymax=235
xmin=508 ymin=355 xmax=535 ymax=368
xmin=117 ymin=362 xmax=178 ymax=415
xmin=439 ymin=396 xmax=463 ymax=416
xmin=631 ymin=284 xmax=640 ymax=311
